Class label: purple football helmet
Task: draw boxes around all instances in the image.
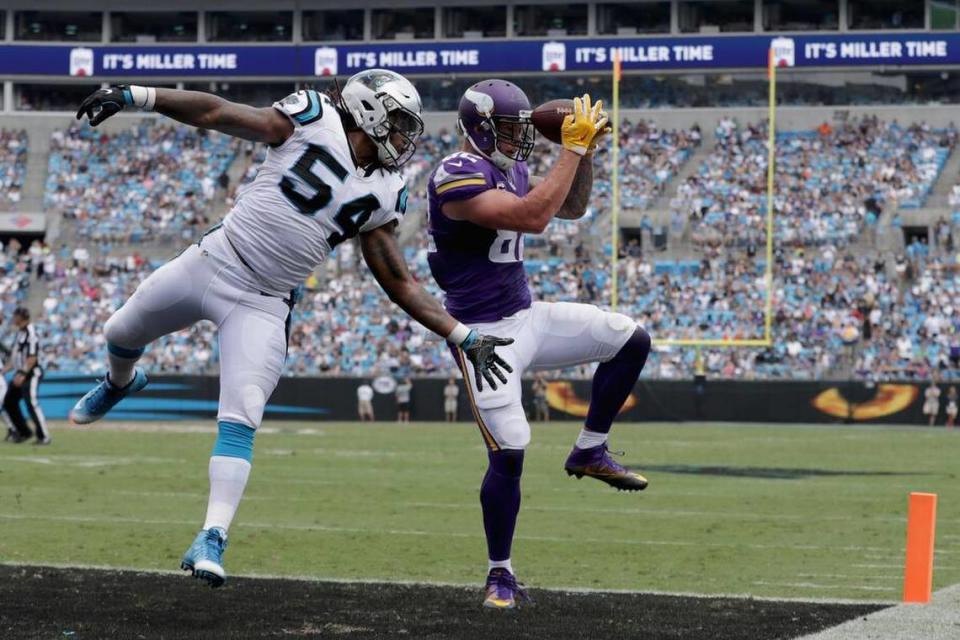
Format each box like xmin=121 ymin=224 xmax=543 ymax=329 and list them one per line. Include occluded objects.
xmin=457 ymin=79 xmax=535 ymax=171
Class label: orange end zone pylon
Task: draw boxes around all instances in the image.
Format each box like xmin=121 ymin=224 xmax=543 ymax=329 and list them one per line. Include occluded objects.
xmin=903 ymin=492 xmax=937 ymax=603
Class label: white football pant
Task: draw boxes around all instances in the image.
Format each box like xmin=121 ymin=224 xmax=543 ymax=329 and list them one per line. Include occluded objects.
xmin=453 ymin=301 xmax=637 ymax=451
xmin=103 ymin=229 xmax=290 ymax=429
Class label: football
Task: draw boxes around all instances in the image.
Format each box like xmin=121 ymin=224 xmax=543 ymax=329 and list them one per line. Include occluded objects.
xmin=531 ymin=98 xmax=575 ymax=145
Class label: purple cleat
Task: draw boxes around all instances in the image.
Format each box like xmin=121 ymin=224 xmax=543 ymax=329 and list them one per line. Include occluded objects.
xmin=564 ymin=444 xmax=648 ymax=491
xmin=483 ymin=568 xmax=532 ymax=610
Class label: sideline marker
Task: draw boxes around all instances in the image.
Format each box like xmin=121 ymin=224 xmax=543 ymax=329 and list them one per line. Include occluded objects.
xmin=902 ymin=492 xmax=937 ymax=603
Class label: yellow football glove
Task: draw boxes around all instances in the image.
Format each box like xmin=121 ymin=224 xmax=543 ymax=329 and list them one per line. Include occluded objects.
xmin=560 ymin=94 xmax=607 ymax=156
xmin=586 ymin=105 xmax=612 ymax=155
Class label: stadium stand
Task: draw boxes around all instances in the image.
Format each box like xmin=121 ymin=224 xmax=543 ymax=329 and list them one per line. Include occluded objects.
xmin=0 ymin=241 xmax=34 ymax=311
xmin=38 ymin=251 xmax=219 ymax=375
xmin=44 ymin=121 xmax=241 ymax=244
xmin=0 ymin=129 xmax=28 ymax=211
xmin=528 ymin=119 xmax=701 ymax=214
xmin=672 ymin=117 xmax=957 ymax=248
xmin=639 ymin=248 xmax=960 ymax=381
xmin=35 ymin=234 xmax=960 ymax=383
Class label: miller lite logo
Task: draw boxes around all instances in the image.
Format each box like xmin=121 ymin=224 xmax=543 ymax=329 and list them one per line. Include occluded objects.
xmin=770 ymin=37 xmax=795 ymax=68
xmin=314 ymin=47 xmax=338 ymax=76
xmin=70 ymin=47 xmax=95 ymax=77
xmin=542 ymin=41 xmax=566 ymax=72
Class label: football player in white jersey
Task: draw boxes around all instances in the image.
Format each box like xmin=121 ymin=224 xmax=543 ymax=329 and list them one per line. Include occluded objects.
xmin=71 ymin=70 xmax=513 ymax=588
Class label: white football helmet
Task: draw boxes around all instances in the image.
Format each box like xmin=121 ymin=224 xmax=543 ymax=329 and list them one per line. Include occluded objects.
xmin=340 ymin=69 xmax=424 ymax=169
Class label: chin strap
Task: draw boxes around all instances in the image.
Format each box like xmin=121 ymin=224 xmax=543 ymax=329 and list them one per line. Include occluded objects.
xmin=490 ymin=150 xmax=516 ymax=172
xmin=463 ymin=128 xmax=515 ymax=171
xmin=343 ymin=129 xmax=379 ymax=173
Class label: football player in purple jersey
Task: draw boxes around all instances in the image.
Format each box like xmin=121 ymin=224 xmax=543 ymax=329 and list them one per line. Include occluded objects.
xmin=426 ymin=80 xmax=652 ymax=609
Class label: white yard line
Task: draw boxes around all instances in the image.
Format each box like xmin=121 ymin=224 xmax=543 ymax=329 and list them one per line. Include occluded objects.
xmin=0 ymin=511 xmax=924 ymax=555
xmin=797 ymin=583 xmax=960 ymax=640
xmin=0 ymin=484 xmax=923 ymax=525
xmin=401 ymin=500 xmax=959 ymax=527
xmin=0 ymin=455 xmax=187 ymax=467
xmin=753 ymin=581 xmax=898 ymax=592
xmin=795 ymin=574 xmax=900 ymax=581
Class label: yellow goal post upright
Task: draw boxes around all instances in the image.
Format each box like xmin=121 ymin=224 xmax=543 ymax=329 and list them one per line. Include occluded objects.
xmin=611 ymin=51 xmax=622 ymax=313
xmin=608 ymin=49 xmax=778 ymax=358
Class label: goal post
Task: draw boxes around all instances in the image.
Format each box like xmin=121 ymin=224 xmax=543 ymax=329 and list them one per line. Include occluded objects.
xmin=609 ymin=49 xmax=777 ymax=351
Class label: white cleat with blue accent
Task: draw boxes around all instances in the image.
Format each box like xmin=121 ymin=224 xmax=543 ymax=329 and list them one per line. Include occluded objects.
xmin=181 ymin=527 xmax=228 ymax=588
xmin=69 ymin=367 xmax=149 ymax=425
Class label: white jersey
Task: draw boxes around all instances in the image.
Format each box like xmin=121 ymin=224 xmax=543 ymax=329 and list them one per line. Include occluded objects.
xmin=223 ymin=89 xmax=408 ymax=294
xmin=357 ymin=384 xmax=374 ymax=402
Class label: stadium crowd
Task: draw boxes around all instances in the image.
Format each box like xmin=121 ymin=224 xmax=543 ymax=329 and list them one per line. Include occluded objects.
xmin=672 ymin=117 xmax=956 ymax=249
xmin=36 ymin=250 xmax=218 ymax=375
xmin=44 ymin=121 xmax=240 ymax=244
xmin=529 ymin=118 xmax=701 ymax=215
xmin=30 ymin=230 xmax=960 ymax=383
xmin=0 ymin=239 xmax=36 ymax=313
xmin=635 ymin=245 xmax=960 ymax=381
xmin=0 ymin=129 xmax=28 ymax=210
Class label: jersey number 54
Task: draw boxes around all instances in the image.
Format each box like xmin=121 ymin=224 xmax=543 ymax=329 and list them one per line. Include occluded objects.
xmin=279 ymin=143 xmax=381 ymax=249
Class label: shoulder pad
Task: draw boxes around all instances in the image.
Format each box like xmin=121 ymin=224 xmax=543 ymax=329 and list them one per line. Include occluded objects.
xmin=275 ymin=90 xmax=324 ymax=126
xmin=433 ymin=152 xmax=491 ymax=194
xmin=394 ymin=184 xmax=409 ymax=215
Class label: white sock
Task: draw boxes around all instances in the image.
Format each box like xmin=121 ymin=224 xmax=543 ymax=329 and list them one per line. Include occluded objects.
xmin=488 ymin=559 xmax=513 ymax=574
xmin=108 ymin=352 xmax=138 ymax=388
xmin=575 ymin=428 xmax=608 ymax=449
xmin=203 ymin=455 xmax=251 ymax=532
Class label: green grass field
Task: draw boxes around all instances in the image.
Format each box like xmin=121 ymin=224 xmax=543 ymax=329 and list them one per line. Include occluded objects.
xmin=1 ymin=420 xmax=957 ymax=602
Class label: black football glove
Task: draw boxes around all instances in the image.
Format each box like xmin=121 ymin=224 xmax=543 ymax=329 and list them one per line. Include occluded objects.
xmin=76 ymin=85 xmax=131 ymax=126
xmin=459 ymin=331 xmax=514 ymax=392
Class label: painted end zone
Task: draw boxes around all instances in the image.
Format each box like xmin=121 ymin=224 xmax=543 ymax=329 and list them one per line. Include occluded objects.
xmin=0 ymin=565 xmax=885 ymax=640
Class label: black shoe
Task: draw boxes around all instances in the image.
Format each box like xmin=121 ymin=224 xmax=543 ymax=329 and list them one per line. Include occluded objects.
xmin=7 ymin=431 xmax=33 ymax=444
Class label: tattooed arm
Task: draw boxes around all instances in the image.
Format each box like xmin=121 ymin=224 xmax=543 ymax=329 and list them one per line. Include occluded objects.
xmin=359 ymin=222 xmax=456 ymax=338
xmin=528 ymin=155 xmax=594 ymax=221
xmin=555 ymin=157 xmax=593 ymax=220
xmin=76 ymin=86 xmax=293 ymax=144
xmin=359 ymin=222 xmax=514 ymax=391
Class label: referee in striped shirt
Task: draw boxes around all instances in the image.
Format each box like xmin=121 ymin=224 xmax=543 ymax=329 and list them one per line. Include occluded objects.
xmin=4 ymin=307 xmax=49 ymax=445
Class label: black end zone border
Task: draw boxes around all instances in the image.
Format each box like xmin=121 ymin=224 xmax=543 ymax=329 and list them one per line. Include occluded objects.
xmin=0 ymin=565 xmax=885 ymax=639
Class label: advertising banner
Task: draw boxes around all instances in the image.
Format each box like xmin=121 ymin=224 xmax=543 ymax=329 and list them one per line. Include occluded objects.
xmin=0 ymin=212 xmax=47 ymax=233
xmin=38 ymin=374 xmax=929 ymax=425
xmin=2 ymin=33 xmax=959 ymax=77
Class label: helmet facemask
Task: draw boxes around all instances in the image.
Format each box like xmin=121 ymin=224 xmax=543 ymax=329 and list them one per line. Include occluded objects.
xmin=491 ymin=115 xmax=535 ymax=169
xmin=371 ymin=97 xmax=424 ymax=169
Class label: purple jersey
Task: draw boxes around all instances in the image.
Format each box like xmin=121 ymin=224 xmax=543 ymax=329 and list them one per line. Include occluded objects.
xmin=427 ymin=151 xmax=532 ymax=324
